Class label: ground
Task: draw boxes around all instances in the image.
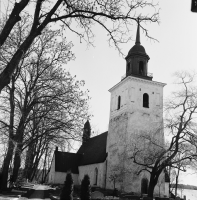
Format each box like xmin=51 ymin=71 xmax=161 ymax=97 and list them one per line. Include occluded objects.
xmin=0 ymin=184 xmax=56 ymax=200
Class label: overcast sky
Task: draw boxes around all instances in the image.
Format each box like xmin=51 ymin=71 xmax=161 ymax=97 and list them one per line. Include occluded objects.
xmin=64 ymin=1 xmax=197 ymax=186
xmin=66 ymin=1 xmax=197 ymax=133
xmin=1 ymin=0 xmax=197 ymax=187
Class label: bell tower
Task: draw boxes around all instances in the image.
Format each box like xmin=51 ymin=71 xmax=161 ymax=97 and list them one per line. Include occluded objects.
xmin=125 ymin=22 xmax=151 ymax=80
xmin=106 ymin=22 xmax=166 ymax=193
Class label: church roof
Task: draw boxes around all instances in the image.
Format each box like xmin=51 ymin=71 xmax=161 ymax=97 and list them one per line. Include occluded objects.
xmin=128 ymin=44 xmax=147 ymax=56
xmin=77 ymin=131 xmax=108 ymax=166
xmin=55 ymin=151 xmax=82 ymax=174
xmin=84 ymin=120 xmax=91 ymax=129
xmin=126 ymin=21 xmax=149 ymax=59
xmin=53 ymin=132 xmax=108 ymax=173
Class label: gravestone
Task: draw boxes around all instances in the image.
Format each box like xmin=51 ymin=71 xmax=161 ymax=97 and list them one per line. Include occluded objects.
xmin=129 ymin=196 xmax=141 ymax=200
xmin=122 ymin=195 xmax=140 ymax=200
xmin=143 ymin=197 xmax=154 ymax=200
xmin=91 ymin=191 xmax=104 ymax=199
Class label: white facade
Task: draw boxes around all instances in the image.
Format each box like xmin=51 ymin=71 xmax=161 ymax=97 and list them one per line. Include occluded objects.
xmin=108 ymin=76 xmax=165 ymax=146
xmin=48 ymin=152 xmax=106 ymax=188
xmin=109 ymin=76 xmax=165 ymax=121
xmin=78 ymin=162 xmax=107 ymax=188
xmin=48 ymin=23 xmax=169 ymax=197
xmin=48 ymin=75 xmax=168 ymax=196
xmin=106 ymin=75 xmax=167 ymax=195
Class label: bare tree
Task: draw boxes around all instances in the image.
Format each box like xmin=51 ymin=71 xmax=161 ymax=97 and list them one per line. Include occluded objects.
xmin=170 ymin=151 xmax=190 ymax=197
xmin=0 ymin=16 xmax=90 ymax=189
xmin=0 ymin=0 xmax=159 ymax=91
xmin=130 ymin=71 xmax=197 ymax=197
xmin=109 ymin=161 xmax=125 ymax=191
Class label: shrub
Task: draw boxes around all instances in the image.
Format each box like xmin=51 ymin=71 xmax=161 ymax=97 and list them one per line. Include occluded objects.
xmin=80 ymin=174 xmax=91 ymax=200
xmin=60 ymin=172 xmax=74 ymax=200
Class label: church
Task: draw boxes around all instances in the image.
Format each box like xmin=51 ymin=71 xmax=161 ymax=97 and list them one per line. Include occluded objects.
xmin=48 ymin=23 xmax=169 ymax=197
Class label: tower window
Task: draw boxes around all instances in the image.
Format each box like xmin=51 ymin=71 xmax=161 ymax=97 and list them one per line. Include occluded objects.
xmin=143 ymin=93 xmax=149 ymax=108
xmin=139 ymin=61 xmax=144 ymax=75
xmin=117 ymin=96 xmax=121 ymax=110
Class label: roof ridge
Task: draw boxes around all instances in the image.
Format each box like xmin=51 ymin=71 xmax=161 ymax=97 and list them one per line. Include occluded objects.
xmin=56 ymin=151 xmax=77 ymax=155
xmin=89 ymin=131 xmax=108 ymax=139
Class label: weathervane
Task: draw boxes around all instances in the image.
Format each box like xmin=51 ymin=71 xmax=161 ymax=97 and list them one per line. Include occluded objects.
xmin=135 ymin=17 xmax=140 ymax=45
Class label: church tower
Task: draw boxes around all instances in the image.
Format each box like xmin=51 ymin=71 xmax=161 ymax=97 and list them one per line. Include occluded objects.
xmin=106 ymin=23 xmax=166 ymax=194
xmin=82 ymin=120 xmax=91 ymax=143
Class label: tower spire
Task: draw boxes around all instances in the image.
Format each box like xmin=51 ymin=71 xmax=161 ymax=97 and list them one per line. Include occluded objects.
xmin=125 ymin=17 xmax=151 ymax=80
xmin=135 ymin=18 xmax=140 ymax=45
xmin=82 ymin=120 xmax=91 ymax=143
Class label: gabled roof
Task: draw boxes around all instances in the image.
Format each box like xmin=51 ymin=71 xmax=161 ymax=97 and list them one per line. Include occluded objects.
xmin=55 ymin=151 xmax=82 ymax=174
xmin=54 ymin=132 xmax=108 ymax=173
xmin=77 ymin=131 xmax=108 ymax=166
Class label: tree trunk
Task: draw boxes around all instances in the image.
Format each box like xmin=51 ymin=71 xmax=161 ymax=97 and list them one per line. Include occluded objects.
xmin=0 ymin=0 xmax=62 ymax=92
xmin=0 ymin=0 xmax=29 ymax=47
xmin=41 ymin=148 xmax=48 ymax=183
xmin=23 ymin=144 xmax=35 ymax=180
xmin=12 ymin=143 xmax=23 ymax=182
xmin=30 ymin=163 xmax=38 ymax=182
xmin=175 ymin=168 xmax=180 ymax=197
xmin=148 ymin=182 xmax=155 ymax=198
xmin=0 ymin=140 xmax=15 ymax=190
xmin=1 ymin=79 xmax=16 ymax=190
xmin=148 ymin=173 xmax=159 ymax=198
xmin=42 ymin=168 xmax=50 ymax=183
xmin=0 ymin=30 xmax=38 ymax=92
xmin=30 ymin=153 xmax=42 ymax=181
xmin=30 ymin=136 xmax=46 ymax=181
xmin=12 ymin=96 xmax=32 ymax=182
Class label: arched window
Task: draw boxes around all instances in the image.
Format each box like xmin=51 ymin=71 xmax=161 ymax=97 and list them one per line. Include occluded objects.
xmin=139 ymin=61 xmax=144 ymax=75
xmin=94 ymin=168 xmax=98 ymax=185
xmin=143 ymin=93 xmax=149 ymax=108
xmin=117 ymin=96 xmax=121 ymax=110
xmin=141 ymin=178 xmax=148 ymax=194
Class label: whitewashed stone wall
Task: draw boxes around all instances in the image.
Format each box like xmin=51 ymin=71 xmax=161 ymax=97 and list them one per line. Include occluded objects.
xmin=53 ymin=172 xmax=79 ymax=185
xmin=109 ymin=77 xmax=165 ymax=120
xmin=164 ymin=182 xmax=170 ymax=197
xmin=78 ymin=162 xmax=106 ymax=188
xmin=106 ymin=76 xmax=166 ymax=196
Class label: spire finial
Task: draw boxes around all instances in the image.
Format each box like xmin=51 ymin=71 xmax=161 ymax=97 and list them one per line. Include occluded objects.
xmin=135 ymin=18 xmax=140 ymax=45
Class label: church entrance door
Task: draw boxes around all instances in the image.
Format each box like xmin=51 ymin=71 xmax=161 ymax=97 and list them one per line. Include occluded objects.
xmin=141 ymin=178 xmax=148 ymax=194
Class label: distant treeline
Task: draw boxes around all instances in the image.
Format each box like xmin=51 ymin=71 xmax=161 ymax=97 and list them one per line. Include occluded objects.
xmin=171 ymin=184 xmax=197 ymax=190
